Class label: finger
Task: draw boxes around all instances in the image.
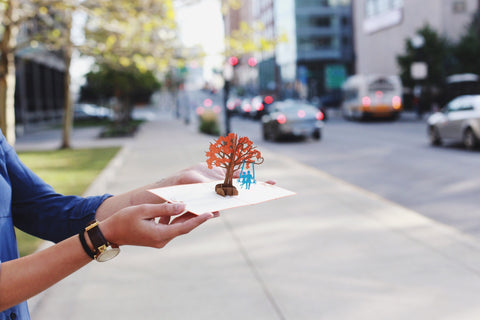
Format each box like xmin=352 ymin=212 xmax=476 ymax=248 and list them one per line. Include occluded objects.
xmin=165 ymin=213 xmax=213 ymax=237
xmin=158 ymin=216 xmax=171 ymax=225
xmin=171 ymin=212 xmax=197 ymax=224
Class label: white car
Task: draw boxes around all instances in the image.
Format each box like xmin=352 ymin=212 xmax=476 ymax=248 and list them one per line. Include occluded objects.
xmin=427 ymin=95 xmax=480 ymax=150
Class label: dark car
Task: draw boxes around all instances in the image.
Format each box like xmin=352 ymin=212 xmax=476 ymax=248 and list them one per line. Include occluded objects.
xmin=262 ymin=100 xmax=324 ymax=141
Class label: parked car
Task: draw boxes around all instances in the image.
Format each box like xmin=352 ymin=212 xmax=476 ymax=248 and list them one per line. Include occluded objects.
xmin=226 ymin=96 xmax=242 ymax=115
xmin=262 ymin=100 xmax=324 ymax=141
xmin=427 ymin=95 xmax=480 ymax=150
xmin=74 ymin=103 xmax=112 ymax=121
xmin=250 ymin=95 xmax=275 ymax=120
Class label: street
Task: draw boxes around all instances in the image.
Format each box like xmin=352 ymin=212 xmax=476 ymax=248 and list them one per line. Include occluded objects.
xmin=218 ymin=108 xmax=480 ymax=238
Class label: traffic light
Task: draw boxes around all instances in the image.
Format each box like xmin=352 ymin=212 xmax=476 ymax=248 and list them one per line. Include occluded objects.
xmin=248 ymin=57 xmax=257 ymax=67
xmin=228 ymin=56 xmax=239 ymax=67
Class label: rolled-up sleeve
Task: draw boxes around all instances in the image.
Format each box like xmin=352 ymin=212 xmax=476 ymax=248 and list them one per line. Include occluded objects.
xmin=4 ymin=140 xmax=112 ymax=243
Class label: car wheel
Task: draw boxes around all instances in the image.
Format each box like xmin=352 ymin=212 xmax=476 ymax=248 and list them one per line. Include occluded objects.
xmin=463 ymin=128 xmax=479 ymax=150
xmin=428 ymin=126 xmax=442 ymax=146
xmin=312 ymin=129 xmax=321 ymax=141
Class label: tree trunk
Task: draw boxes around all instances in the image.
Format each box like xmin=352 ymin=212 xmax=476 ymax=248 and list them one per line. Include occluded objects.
xmin=0 ymin=0 xmax=19 ymax=145
xmin=61 ymin=9 xmax=73 ymax=149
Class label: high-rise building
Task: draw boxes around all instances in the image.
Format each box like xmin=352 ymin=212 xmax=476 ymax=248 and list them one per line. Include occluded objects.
xmin=223 ymin=0 xmax=354 ymax=100
xmin=252 ymin=0 xmax=277 ymax=94
xmin=275 ymin=0 xmax=354 ymax=100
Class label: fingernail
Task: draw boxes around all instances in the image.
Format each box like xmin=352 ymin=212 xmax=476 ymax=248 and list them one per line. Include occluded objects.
xmin=171 ymin=202 xmax=185 ymax=212
xmin=202 ymin=212 xmax=214 ymax=220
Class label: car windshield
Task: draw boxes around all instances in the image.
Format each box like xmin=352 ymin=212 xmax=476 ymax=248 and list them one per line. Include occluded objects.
xmin=275 ymin=102 xmax=316 ymax=114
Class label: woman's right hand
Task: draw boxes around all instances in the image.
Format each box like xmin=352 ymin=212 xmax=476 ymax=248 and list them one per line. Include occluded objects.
xmin=99 ymin=203 xmax=213 ymax=248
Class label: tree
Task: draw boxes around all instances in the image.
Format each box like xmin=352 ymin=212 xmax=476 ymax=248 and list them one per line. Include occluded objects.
xmin=80 ymin=63 xmax=161 ymax=123
xmin=1 ymin=0 xmax=191 ymax=147
xmin=397 ymin=24 xmax=451 ymax=90
xmin=206 ymin=133 xmax=264 ymax=196
xmin=452 ymin=11 xmax=480 ymax=75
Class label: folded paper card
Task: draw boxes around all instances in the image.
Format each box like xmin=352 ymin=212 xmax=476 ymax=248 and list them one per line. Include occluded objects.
xmin=149 ymin=180 xmax=295 ymax=215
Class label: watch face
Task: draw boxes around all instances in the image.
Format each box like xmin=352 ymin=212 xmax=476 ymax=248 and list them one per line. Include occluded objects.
xmin=96 ymin=247 xmax=120 ymax=262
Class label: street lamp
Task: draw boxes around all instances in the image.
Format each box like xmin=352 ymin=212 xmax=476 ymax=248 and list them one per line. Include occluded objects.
xmin=223 ymin=57 xmax=237 ymax=134
xmin=410 ymin=34 xmax=427 ymax=119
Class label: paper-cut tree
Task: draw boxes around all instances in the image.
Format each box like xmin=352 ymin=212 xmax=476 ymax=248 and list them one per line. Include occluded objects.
xmin=206 ymin=133 xmax=264 ymax=196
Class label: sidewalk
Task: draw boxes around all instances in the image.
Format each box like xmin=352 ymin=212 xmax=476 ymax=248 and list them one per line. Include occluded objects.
xmin=28 ymin=111 xmax=480 ymax=319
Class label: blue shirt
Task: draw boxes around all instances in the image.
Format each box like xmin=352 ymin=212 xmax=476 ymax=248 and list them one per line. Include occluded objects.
xmin=0 ymin=132 xmax=111 ymax=320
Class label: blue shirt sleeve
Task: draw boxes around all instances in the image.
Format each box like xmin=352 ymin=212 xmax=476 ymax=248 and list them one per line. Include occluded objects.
xmin=2 ymin=136 xmax=112 ymax=243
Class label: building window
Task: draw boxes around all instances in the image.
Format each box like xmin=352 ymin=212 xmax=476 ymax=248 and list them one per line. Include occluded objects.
xmin=296 ymin=0 xmax=350 ymax=7
xmin=452 ymin=1 xmax=467 ymax=13
xmin=364 ymin=0 xmax=403 ymax=33
xmin=365 ymin=0 xmax=403 ymax=18
xmin=298 ymin=37 xmax=333 ymax=51
xmin=311 ymin=17 xmax=331 ymax=27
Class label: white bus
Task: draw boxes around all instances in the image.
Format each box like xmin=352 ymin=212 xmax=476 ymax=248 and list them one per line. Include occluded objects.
xmin=341 ymin=74 xmax=403 ymax=120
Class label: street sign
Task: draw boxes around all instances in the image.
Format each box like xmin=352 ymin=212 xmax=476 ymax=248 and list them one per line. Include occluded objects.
xmin=411 ymin=62 xmax=428 ymax=80
xmin=325 ymin=64 xmax=346 ymax=89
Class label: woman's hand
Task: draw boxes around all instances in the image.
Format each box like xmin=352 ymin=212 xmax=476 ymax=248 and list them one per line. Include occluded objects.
xmin=96 ymin=162 xmax=275 ymax=221
xmin=99 ymin=202 xmax=213 ymax=248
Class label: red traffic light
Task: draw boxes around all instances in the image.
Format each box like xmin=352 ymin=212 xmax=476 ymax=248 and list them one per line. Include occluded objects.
xmin=229 ymin=56 xmax=239 ymax=66
xmin=264 ymin=95 xmax=274 ymax=104
xmin=248 ymin=57 xmax=257 ymax=67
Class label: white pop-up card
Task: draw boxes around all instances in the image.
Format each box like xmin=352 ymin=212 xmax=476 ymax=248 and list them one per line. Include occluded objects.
xmin=149 ymin=180 xmax=295 ymax=215
xmin=149 ymin=133 xmax=295 ymax=214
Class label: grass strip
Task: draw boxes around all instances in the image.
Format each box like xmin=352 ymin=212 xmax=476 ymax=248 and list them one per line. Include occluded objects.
xmin=15 ymin=147 xmax=120 ymax=256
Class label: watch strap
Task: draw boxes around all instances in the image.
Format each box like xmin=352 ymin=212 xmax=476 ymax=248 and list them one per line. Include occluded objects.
xmin=79 ymin=230 xmax=95 ymax=259
xmin=86 ymin=220 xmax=109 ymax=258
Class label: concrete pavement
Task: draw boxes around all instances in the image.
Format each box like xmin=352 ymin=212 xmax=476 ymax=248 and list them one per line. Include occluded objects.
xmin=25 ymin=109 xmax=480 ymax=319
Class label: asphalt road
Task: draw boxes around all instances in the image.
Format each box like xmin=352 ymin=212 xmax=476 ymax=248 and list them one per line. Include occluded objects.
xmin=226 ymin=112 xmax=480 ymax=238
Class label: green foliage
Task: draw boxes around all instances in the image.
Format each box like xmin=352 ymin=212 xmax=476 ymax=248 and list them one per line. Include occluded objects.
xmin=452 ymin=12 xmax=480 ymax=75
xmin=397 ymin=15 xmax=480 ymax=89
xmin=80 ymin=63 xmax=161 ymax=104
xmin=199 ymin=110 xmax=220 ymax=136
xmin=397 ymin=24 xmax=452 ymax=89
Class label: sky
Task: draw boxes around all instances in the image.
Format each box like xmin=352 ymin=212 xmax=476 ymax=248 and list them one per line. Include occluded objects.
xmin=175 ymin=0 xmax=225 ymax=81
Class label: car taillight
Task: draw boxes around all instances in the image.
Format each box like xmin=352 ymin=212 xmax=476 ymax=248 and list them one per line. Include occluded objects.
xmin=243 ymin=104 xmax=252 ymax=112
xmin=362 ymin=96 xmax=371 ymax=106
xmin=196 ymin=106 xmax=205 ymax=115
xmin=277 ymin=114 xmax=287 ymax=124
xmin=213 ymin=105 xmax=221 ymax=114
xmin=392 ymin=96 xmax=402 ymax=109
xmin=316 ymin=111 xmax=324 ymax=121
xmin=297 ymin=110 xmax=306 ymax=118
xmin=264 ymin=95 xmax=274 ymax=104
xmin=203 ymin=98 xmax=212 ymax=107
xmin=256 ymin=103 xmax=264 ymax=111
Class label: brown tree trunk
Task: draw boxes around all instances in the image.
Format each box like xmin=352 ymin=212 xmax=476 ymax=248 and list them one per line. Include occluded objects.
xmin=61 ymin=9 xmax=73 ymax=149
xmin=0 ymin=0 xmax=18 ymax=145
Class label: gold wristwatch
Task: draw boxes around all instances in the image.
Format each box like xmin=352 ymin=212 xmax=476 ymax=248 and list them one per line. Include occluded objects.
xmin=85 ymin=220 xmax=120 ymax=262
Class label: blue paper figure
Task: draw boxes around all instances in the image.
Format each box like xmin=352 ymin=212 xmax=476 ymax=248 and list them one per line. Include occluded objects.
xmin=238 ymin=160 xmax=256 ymax=190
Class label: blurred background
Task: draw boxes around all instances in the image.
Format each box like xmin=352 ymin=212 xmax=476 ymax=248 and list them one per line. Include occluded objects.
xmin=3 ymin=0 xmax=480 ymax=246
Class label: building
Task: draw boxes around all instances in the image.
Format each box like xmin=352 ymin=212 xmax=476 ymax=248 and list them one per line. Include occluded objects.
xmin=274 ymin=0 xmax=354 ymax=100
xmin=223 ymin=0 xmax=354 ymax=101
xmin=353 ymin=0 xmax=480 ymax=75
xmin=12 ymin=12 xmax=67 ymax=133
